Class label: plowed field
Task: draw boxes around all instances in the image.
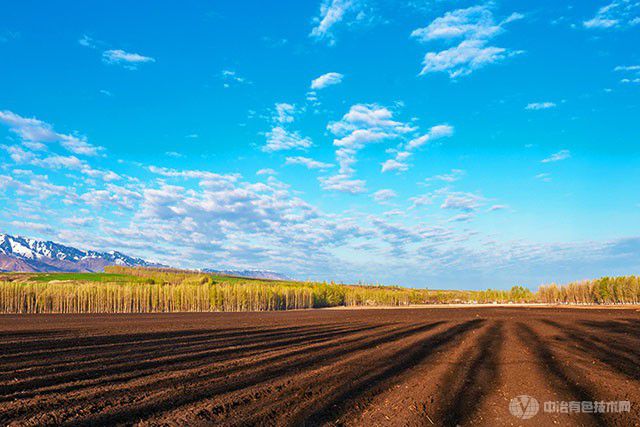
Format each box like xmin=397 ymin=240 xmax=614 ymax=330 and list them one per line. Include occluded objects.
xmin=1 ymin=307 xmax=639 ymax=426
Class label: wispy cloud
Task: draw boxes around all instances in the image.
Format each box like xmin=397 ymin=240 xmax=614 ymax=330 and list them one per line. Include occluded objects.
xmin=381 ymin=158 xmax=409 ymax=173
xmin=440 ymin=191 xmax=484 ymax=212
xmin=614 ymin=64 xmax=640 ymax=84
xmin=0 ymin=110 xmax=101 ymax=156
xmin=405 ymin=124 xmax=454 ymax=150
xmin=262 ymin=103 xmax=311 ymax=152
xmin=311 ymin=72 xmax=344 ymax=90
xmin=535 ymin=172 xmax=552 ymax=182
xmin=102 ymin=49 xmax=155 ymax=69
xmin=541 ymin=149 xmax=571 ymax=163
xmin=382 ymin=124 xmax=453 ymax=173
xmin=256 ymin=168 xmax=277 ymax=176
xmin=614 ymin=65 xmax=640 ymax=71
xmin=489 ymin=204 xmax=508 ymax=211
xmin=221 ymin=69 xmax=249 ymax=87
xmin=78 ymin=34 xmax=97 ymax=48
xmin=412 ymin=5 xmax=523 ymax=78
xmin=583 ymin=1 xmax=639 ymax=29
xmin=372 ymin=189 xmax=397 ymax=203
xmin=274 ymin=103 xmax=297 ymax=124
xmin=426 ymin=169 xmax=465 ymax=183
xmin=310 ymin=0 xmax=369 ymax=45
xmin=286 ymin=156 xmax=334 ymax=170
xmin=525 ymin=101 xmax=557 ymax=110
xmin=319 ymin=174 xmax=366 ymax=194
xmin=264 ymin=127 xmax=312 ymax=152
xmin=322 ymin=104 xmax=416 ymax=189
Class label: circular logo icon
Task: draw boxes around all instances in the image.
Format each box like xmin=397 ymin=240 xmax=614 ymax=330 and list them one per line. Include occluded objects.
xmin=509 ymin=395 xmax=539 ymax=419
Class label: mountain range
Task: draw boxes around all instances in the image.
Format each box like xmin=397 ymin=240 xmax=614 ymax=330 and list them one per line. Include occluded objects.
xmin=0 ymin=233 xmax=292 ymax=280
xmin=0 ymin=233 xmax=160 ymax=273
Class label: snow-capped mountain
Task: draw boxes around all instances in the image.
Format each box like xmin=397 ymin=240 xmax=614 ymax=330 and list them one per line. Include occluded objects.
xmin=0 ymin=233 xmax=161 ymax=272
xmin=203 ymin=269 xmax=292 ymax=281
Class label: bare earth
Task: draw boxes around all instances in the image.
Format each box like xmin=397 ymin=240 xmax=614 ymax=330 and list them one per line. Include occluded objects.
xmin=0 ymin=307 xmax=639 ymax=426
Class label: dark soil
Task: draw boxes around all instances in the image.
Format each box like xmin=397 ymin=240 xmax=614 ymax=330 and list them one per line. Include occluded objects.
xmin=1 ymin=307 xmax=639 ymax=426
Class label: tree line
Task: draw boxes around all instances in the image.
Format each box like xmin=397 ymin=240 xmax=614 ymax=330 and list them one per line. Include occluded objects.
xmin=0 ymin=267 xmax=637 ymax=313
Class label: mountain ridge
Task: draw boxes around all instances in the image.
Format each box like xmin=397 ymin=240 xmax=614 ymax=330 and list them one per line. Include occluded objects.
xmin=0 ymin=233 xmax=292 ymax=280
xmin=0 ymin=233 xmax=161 ymax=272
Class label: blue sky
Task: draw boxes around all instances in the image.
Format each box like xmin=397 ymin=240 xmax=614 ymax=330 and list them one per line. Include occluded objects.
xmin=1 ymin=0 xmax=639 ymax=289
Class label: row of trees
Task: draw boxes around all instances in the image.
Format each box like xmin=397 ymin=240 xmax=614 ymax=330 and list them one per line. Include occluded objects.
xmin=537 ymin=276 xmax=640 ymax=304
xmin=0 ymin=268 xmax=637 ymax=313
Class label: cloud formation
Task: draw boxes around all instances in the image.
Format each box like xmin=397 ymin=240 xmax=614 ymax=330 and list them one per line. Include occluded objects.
xmin=264 ymin=127 xmax=312 ymax=152
xmin=541 ymin=149 xmax=571 ymax=163
xmin=310 ymin=0 xmax=360 ymax=44
xmin=0 ymin=110 xmax=101 ymax=156
xmin=525 ymin=102 xmax=557 ymax=110
xmin=102 ymin=49 xmax=155 ymax=68
xmin=311 ymin=72 xmax=344 ymax=89
xmin=372 ymin=189 xmax=397 ymax=202
xmin=412 ymin=5 xmax=523 ymax=78
xmin=583 ymin=1 xmax=640 ymax=29
xmin=285 ymin=156 xmax=334 ymax=170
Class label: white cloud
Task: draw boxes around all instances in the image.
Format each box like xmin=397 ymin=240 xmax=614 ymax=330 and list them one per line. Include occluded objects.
xmin=2 ymin=145 xmax=34 ymax=163
xmin=408 ymin=193 xmax=434 ymax=210
xmin=311 ymin=72 xmax=344 ymax=89
xmin=489 ymin=204 xmax=508 ymax=211
xmin=411 ymin=5 xmax=507 ymax=42
xmin=441 ymin=192 xmax=484 ymax=212
xmin=525 ymin=102 xmax=557 ymax=110
xmin=329 ymin=104 xmax=413 ymax=135
xmin=36 ymin=154 xmax=85 ymax=170
xmin=419 ymin=39 xmax=513 ymax=78
xmin=78 ymin=34 xmax=96 ymax=48
xmin=614 ymin=65 xmax=640 ymax=84
xmin=426 ymin=169 xmax=465 ymax=183
xmin=221 ymin=70 xmax=249 ymax=87
xmin=382 ymin=124 xmax=453 ymax=173
xmin=372 ymin=189 xmax=397 ymax=202
xmin=319 ymin=174 xmax=366 ymax=194
xmin=541 ymin=149 xmax=571 ymax=163
xmin=381 ymin=159 xmax=408 ymax=173
xmin=406 ymin=124 xmax=454 ymax=150
xmin=310 ymin=0 xmax=359 ymax=44
xmin=614 ymin=65 xmax=640 ymax=71
xmin=274 ymin=103 xmax=297 ymax=124
xmin=334 ymin=128 xmax=391 ymax=148
xmin=285 ymin=156 xmax=334 ymax=170
xmin=322 ymin=104 xmax=416 ymax=188
xmin=412 ymin=5 xmax=523 ymax=78
xmin=264 ymin=127 xmax=312 ymax=152
xmin=448 ymin=213 xmax=473 ymax=223
xmin=0 ymin=110 xmax=101 ymax=156
xmin=256 ymin=168 xmax=277 ymax=176
xmin=584 ymin=17 xmax=619 ymax=28
xmin=10 ymin=220 xmax=54 ymax=234
xmin=329 ymin=104 xmax=410 ymax=166
xmin=102 ymin=49 xmax=155 ymax=68
xmin=535 ymin=172 xmax=552 ymax=182
xmin=583 ymin=1 xmax=639 ymax=29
